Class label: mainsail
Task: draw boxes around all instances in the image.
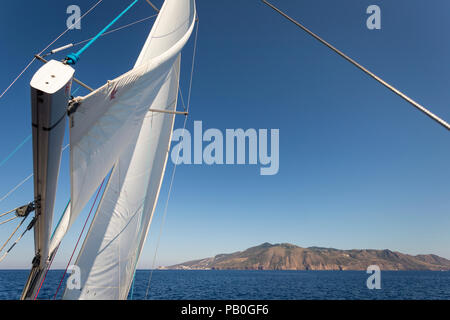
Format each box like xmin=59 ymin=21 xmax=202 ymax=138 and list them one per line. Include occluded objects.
xmin=51 ymin=0 xmax=197 ymax=299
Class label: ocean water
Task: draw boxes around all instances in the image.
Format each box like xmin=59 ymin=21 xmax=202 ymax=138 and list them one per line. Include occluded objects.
xmin=0 ymin=270 xmax=449 ymax=300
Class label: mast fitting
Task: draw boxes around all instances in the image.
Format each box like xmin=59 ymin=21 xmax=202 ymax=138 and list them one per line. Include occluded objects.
xmin=15 ymin=202 xmax=36 ymax=218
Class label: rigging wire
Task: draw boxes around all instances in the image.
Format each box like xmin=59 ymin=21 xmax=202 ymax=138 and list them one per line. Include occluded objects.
xmin=0 ymin=216 xmax=19 ymax=226
xmin=53 ymin=178 xmax=106 ymax=299
xmin=0 ymin=214 xmax=34 ymax=264
xmin=0 ymin=207 xmax=20 ymax=219
xmin=0 ymin=58 xmax=37 ymax=100
xmin=0 ymin=174 xmax=34 ymax=204
xmin=0 ymin=135 xmax=32 ymax=169
xmin=0 ymin=116 xmax=71 ymax=201
xmin=0 ymin=143 xmax=70 ymax=266
xmin=71 ymin=14 xmax=158 ymax=49
xmin=71 ymin=87 xmax=81 ymax=96
xmin=65 ymin=0 xmax=140 ymax=65
xmin=0 ymin=217 xmax=26 ymax=254
xmin=0 ymin=0 xmax=104 ymax=101
xmin=43 ymin=14 xmax=158 ymax=58
xmin=261 ymin=0 xmax=450 ymax=131
xmin=145 ymin=0 xmax=160 ymax=13
xmin=0 ymin=144 xmax=69 ymax=205
xmin=144 ymin=17 xmax=199 ymax=300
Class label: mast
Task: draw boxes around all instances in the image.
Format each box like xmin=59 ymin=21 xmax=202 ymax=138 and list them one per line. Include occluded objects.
xmin=21 ymin=60 xmax=74 ymax=300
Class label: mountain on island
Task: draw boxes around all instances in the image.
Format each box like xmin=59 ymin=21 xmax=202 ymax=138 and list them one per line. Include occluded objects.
xmin=165 ymin=243 xmax=450 ymax=271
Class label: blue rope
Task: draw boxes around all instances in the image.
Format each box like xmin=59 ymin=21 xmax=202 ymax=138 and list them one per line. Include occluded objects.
xmin=66 ymin=0 xmax=140 ymax=65
xmin=0 ymin=135 xmax=32 ymax=168
xmin=71 ymin=87 xmax=81 ymax=96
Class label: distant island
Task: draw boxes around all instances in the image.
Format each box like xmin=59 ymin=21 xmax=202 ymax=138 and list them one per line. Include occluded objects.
xmin=163 ymin=243 xmax=450 ymax=271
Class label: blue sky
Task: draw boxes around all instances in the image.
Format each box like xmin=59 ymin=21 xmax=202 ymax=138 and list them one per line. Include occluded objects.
xmin=0 ymin=0 xmax=449 ymax=270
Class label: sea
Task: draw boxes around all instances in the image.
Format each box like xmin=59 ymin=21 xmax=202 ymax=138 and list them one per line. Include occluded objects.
xmin=0 ymin=270 xmax=449 ymax=300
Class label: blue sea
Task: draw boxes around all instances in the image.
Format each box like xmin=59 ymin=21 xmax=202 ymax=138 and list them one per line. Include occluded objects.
xmin=0 ymin=270 xmax=449 ymax=300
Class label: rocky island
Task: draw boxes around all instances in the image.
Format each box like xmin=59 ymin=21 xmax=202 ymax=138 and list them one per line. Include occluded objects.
xmin=165 ymin=243 xmax=450 ymax=271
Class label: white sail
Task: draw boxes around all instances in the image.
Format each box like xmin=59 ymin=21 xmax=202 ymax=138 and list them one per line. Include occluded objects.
xmin=135 ymin=0 xmax=196 ymax=66
xmin=64 ymin=57 xmax=181 ymax=300
xmin=50 ymin=0 xmax=196 ymax=251
xmin=69 ymin=55 xmax=177 ymax=233
xmin=49 ymin=203 xmax=70 ymax=255
xmin=62 ymin=0 xmax=196 ymax=299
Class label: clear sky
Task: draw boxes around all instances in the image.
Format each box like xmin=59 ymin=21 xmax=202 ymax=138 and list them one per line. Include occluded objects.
xmin=0 ymin=0 xmax=449 ymax=270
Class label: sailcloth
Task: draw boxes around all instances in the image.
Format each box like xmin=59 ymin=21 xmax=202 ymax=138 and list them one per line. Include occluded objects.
xmin=64 ymin=57 xmax=180 ymax=300
xmin=49 ymin=0 xmax=196 ymax=256
xmin=62 ymin=0 xmax=196 ymax=299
